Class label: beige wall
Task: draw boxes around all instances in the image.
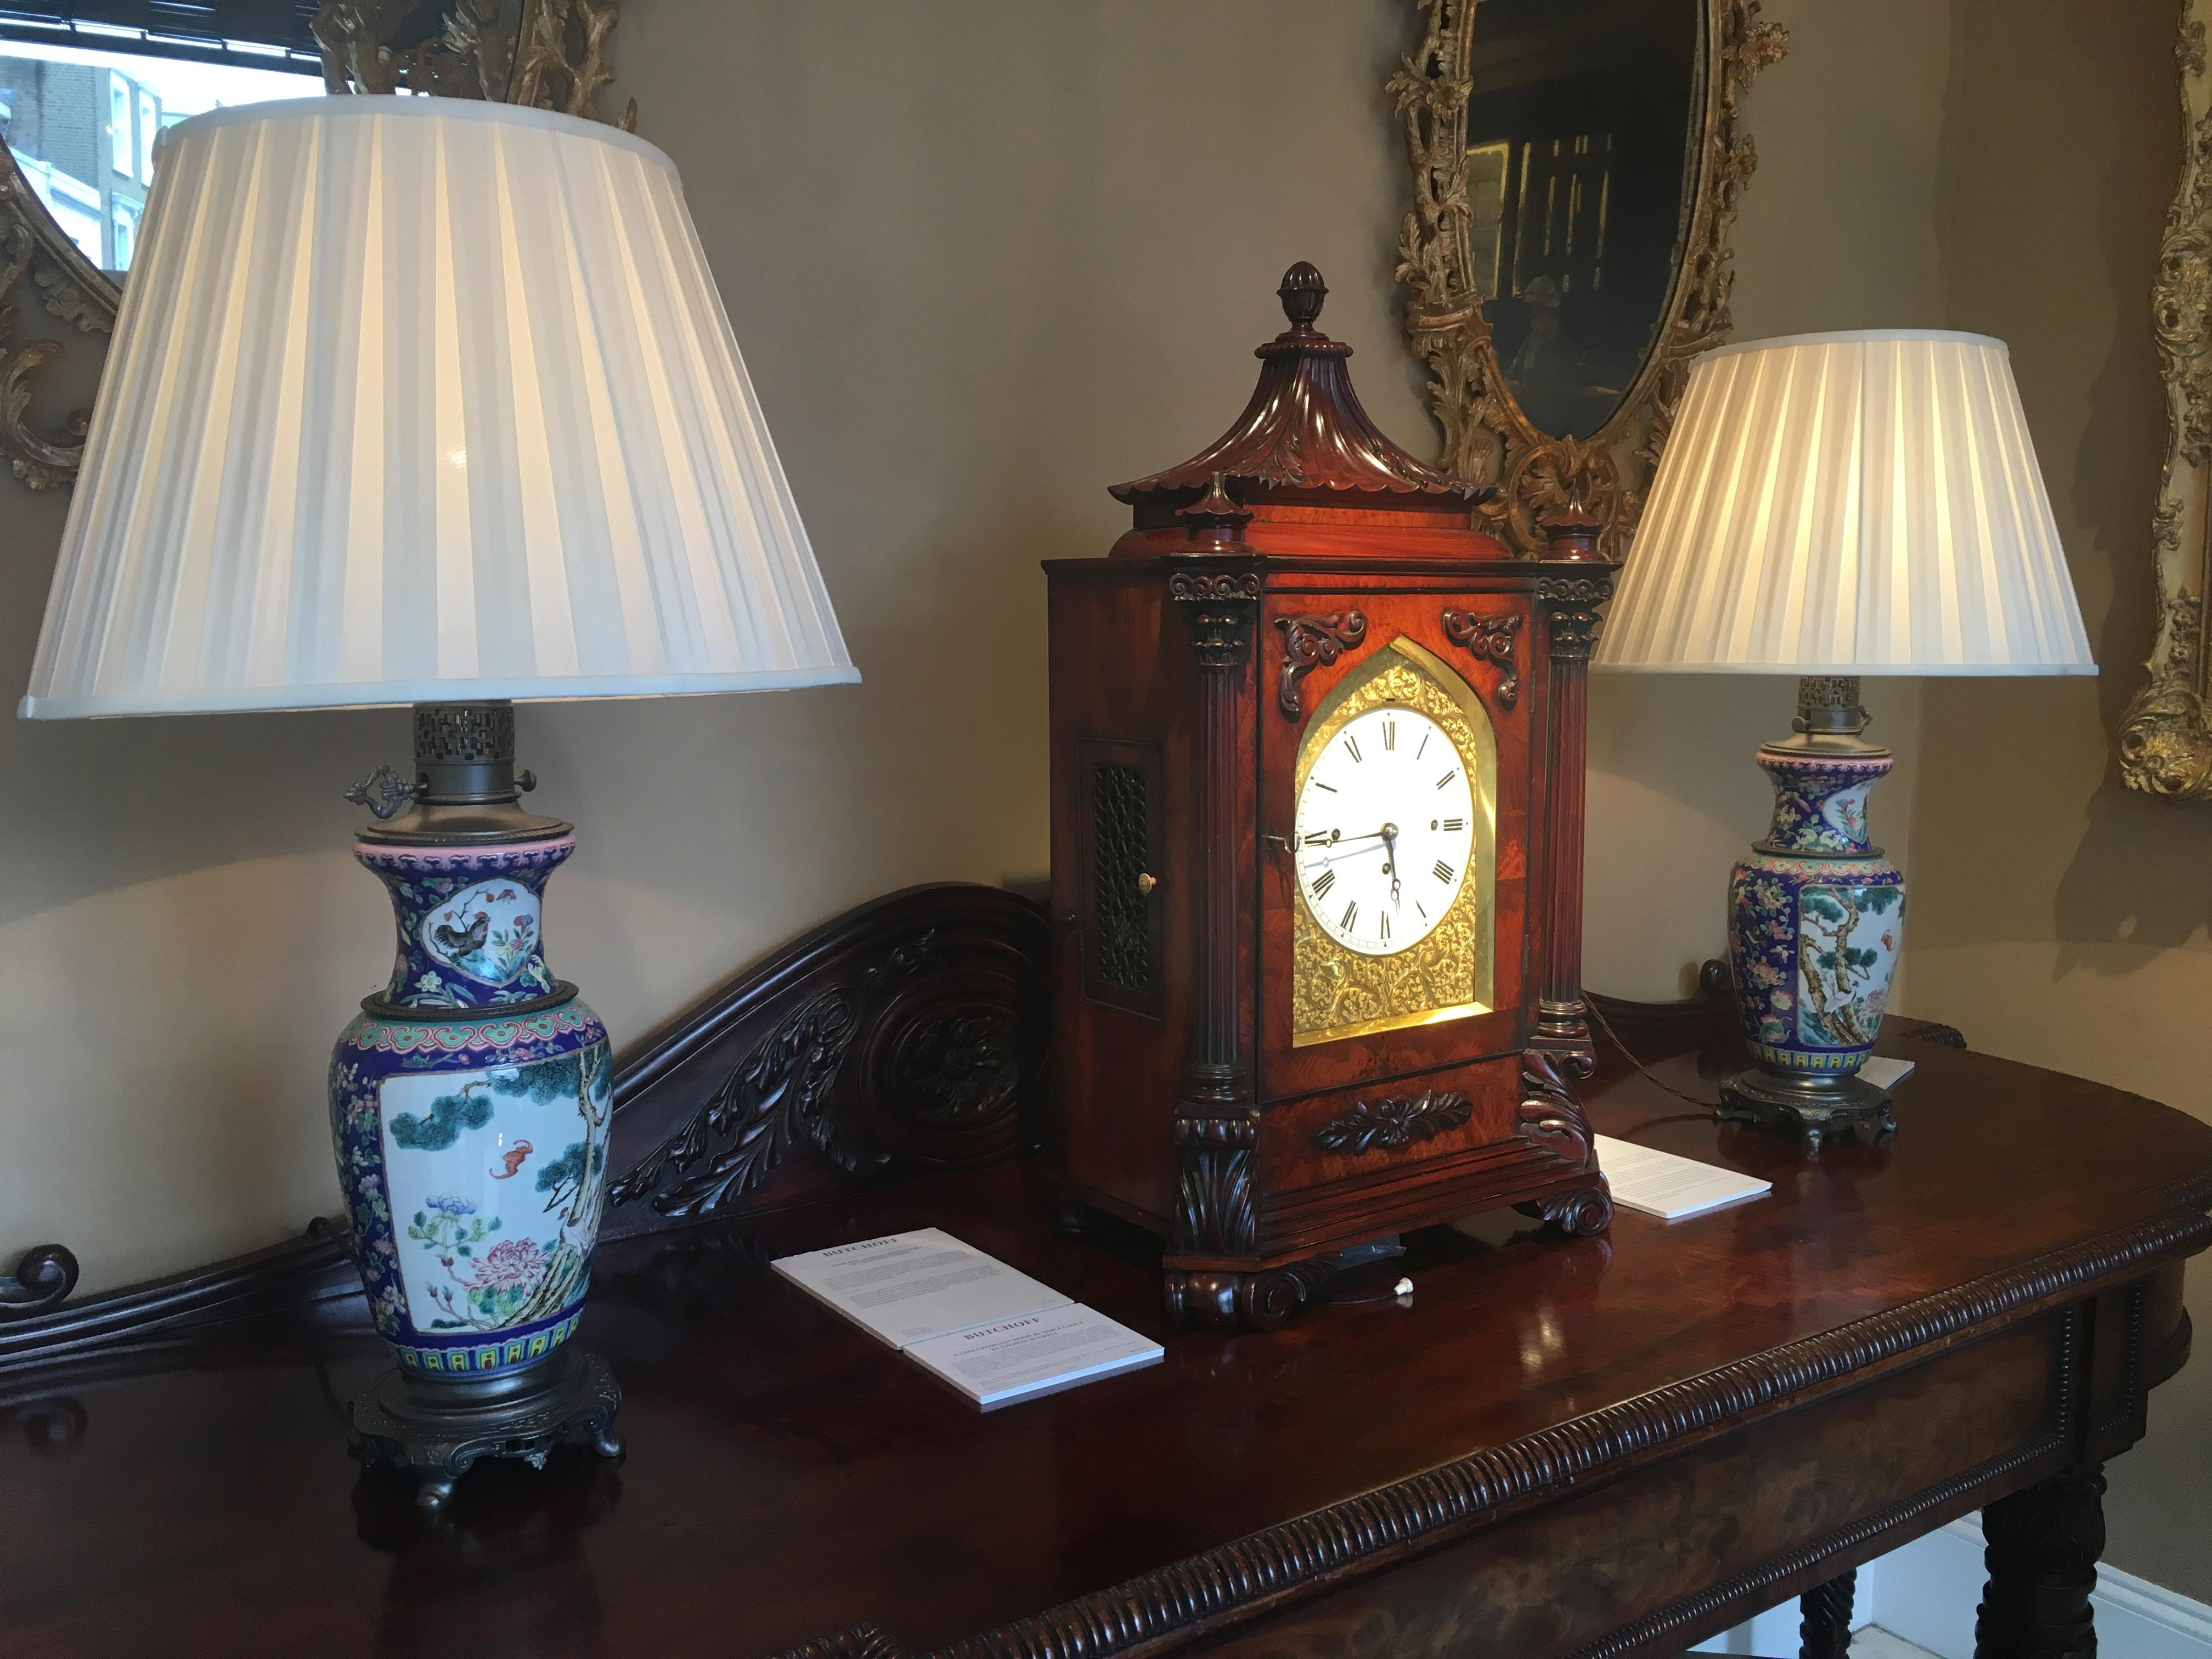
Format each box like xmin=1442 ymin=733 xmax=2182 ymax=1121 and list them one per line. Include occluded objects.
xmin=1911 ymin=0 xmax=2212 ymax=1602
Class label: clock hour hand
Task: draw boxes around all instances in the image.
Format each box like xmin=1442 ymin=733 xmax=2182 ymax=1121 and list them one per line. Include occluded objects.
xmin=1381 ymin=822 xmax=1401 ymax=905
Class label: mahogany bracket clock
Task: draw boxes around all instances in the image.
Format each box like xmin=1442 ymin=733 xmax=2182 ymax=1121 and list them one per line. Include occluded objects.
xmin=1045 ymin=263 xmax=1620 ymax=1331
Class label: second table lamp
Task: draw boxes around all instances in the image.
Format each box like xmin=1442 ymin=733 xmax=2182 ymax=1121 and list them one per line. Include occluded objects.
xmin=1596 ymin=330 xmax=2093 ymax=1143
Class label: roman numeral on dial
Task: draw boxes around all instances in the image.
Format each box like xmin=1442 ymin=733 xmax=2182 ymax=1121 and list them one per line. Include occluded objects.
xmin=1312 ymin=868 xmax=1335 ymax=899
xmin=1340 ymin=900 xmax=1358 ymax=932
xmin=1441 ymin=817 xmax=1466 ymax=833
xmin=1344 ymin=734 xmax=1362 ymax=763
xmin=1433 ymin=860 xmax=1455 ymax=885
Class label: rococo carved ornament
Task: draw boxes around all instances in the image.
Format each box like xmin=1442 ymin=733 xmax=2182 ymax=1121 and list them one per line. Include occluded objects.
xmin=313 ymin=0 xmax=635 ymax=130
xmin=1389 ymin=0 xmax=1787 ymax=554
xmin=1440 ymin=608 xmax=1522 ymax=710
xmin=0 ymin=147 xmax=114 ymax=490
xmin=1274 ymin=612 xmax=1369 ymax=719
xmin=1 ymin=0 xmax=630 ymax=492
xmin=2120 ymin=0 xmax=2212 ymax=799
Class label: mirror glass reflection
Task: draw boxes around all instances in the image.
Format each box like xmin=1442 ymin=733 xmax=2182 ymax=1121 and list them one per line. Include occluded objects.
xmin=1465 ymin=0 xmax=1700 ymax=439
xmin=0 ymin=41 xmax=321 ymax=275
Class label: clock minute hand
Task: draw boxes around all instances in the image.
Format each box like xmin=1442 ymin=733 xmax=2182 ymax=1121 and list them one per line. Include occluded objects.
xmin=1381 ymin=822 xmax=1401 ymax=905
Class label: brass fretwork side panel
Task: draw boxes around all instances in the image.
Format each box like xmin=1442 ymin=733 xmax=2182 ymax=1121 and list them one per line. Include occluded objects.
xmin=1292 ymin=639 xmax=1497 ymax=1046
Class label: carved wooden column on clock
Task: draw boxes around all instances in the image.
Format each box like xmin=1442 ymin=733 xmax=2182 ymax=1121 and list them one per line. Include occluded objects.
xmin=1531 ymin=504 xmax=1610 ymax=1076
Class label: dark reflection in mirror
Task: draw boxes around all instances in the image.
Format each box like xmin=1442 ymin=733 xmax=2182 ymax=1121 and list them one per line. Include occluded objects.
xmin=1466 ymin=0 xmax=1699 ymax=439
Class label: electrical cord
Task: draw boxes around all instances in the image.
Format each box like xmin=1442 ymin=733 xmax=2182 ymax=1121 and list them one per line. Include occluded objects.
xmin=1587 ymin=997 xmax=1725 ymax=1113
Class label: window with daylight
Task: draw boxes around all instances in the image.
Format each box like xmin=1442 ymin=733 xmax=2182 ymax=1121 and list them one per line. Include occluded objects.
xmin=106 ymin=71 xmax=127 ymax=172
xmin=1 ymin=42 xmax=320 ymax=272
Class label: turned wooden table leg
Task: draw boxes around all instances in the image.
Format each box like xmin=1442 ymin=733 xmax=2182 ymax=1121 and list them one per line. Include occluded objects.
xmin=1800 ymin=1567 xmax=1855 ymax=1657
xmin=1975 ymin=1464 xmax=2107 ymax=1658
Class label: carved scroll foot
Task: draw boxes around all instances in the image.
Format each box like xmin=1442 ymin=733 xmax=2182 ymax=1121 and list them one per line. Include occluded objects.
xmin=1976 ymin=1464 xmax=2106 ymax=1659
xmin=1163 ymin=1260 xmax=1337 ymax=1332
xmin=1799 ymin=1567 xmax=1856 ymax=1659
xmin=1516 ymin=1182 xmax=1613 ymax=1238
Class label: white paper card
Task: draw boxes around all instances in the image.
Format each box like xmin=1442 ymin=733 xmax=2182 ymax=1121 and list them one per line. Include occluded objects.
xmin=1858 ymin=1056 xmax=1916 ymax=1088
xmin=772 ymin=1228 xmax=1069 ymax=1348
xmin=1595 ymin=1135 xmax=1772 ymax=1222
xmin=904 ymin=1304 xmax=1165 ymax=1410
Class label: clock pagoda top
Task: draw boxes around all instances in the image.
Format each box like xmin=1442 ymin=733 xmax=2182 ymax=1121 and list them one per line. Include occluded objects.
xmin=1110 ymin=262 xmax=1487 ymax=524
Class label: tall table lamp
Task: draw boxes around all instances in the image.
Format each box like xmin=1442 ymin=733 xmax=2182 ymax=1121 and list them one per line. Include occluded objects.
xmin=1595 ymin=330 xmax=2092 ymax=1143
xmin=20 ymin=98 xmax=856 ymax=1509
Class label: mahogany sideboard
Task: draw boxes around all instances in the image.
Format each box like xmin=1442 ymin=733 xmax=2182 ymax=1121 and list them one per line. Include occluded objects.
xmin=1 ymin=884 xmax=2205 ymax=1659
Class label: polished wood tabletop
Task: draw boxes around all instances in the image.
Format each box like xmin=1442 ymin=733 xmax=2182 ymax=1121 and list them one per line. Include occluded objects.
xmin=4 ymin=1026 xmax=2208 ymax=1659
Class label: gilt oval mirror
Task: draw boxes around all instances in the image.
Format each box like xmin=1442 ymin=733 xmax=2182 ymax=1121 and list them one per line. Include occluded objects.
xmin=0 ymin=1 xmax=629 ymax=492
xmin=1394 ymin=0 xmax=1790 ymax=554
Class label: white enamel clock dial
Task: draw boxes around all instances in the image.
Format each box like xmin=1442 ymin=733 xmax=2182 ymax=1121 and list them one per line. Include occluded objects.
xmin=1294 ymin=704 xmax=1477 ymax=957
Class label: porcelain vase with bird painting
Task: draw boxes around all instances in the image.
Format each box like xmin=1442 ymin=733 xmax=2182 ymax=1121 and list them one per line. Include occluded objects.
xmin=1728 ymin=747 xmax=1905 ymax=1085
xmin=328 ymin=833 xmax=614 ymax=1380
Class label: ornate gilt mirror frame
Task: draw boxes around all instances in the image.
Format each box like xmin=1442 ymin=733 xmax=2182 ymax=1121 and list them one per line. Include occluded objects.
xmin=2121 ymin=0 xmax=2212 ymax=799
xmin=1390 ymin=0 xmax=1788 ymax=555
xmin=0 ymin=0 xmax=628 ymax=493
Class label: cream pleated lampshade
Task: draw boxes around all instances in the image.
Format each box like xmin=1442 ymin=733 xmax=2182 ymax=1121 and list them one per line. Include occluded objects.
xmin=1595 ymin=330 xmax=2094 ymax=675
xmin=22 ymin=97 xmax=856 ymax=718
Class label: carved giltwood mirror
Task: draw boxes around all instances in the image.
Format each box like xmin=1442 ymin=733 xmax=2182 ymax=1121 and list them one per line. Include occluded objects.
xmin=1392 ymin=0 xmax=1787 ymax=554
xmin=2121 ymin=0 xmax=2212 ymax=798
xmin=0 ymin=0 xmax=625 ymax=493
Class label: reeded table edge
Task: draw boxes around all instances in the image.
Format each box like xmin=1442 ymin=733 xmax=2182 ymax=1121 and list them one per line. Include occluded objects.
xmin=770 ymin=1205 xmax=2212 ymax=1659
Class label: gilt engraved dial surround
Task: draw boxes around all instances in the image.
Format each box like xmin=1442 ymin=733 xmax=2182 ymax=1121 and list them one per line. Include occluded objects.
xmin=1291 ymin=641 xmax=1496 ymax=1047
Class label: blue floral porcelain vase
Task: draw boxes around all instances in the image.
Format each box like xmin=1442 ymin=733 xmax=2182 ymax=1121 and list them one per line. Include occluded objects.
xmin=330 ymin=835 xmax=613 ymax=1379
xmin=1720 ymin=686 xmax=1905 ymax=1144
xmin=331 ymin=703 xmax=621 ymax=1511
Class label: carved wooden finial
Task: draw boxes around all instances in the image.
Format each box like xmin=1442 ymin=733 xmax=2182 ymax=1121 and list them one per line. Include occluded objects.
xmin=1177 ymin=471 xmax=1255 ymax=548
xmin=1543 ymin=490 xmax=1605 ymax=561
xmin=1277 ymin=262 xmax=1329 ymax=335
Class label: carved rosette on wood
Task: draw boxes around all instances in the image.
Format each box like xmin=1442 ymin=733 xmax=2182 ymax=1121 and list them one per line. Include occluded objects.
xmin=1389 ymin=0 xmax=1787 ymax=553
xmin=1439 ymin=610 xmax=1522 ymax=711
xmin=602 ymin=890 xmax=1050 ymax=1232
xmin=1274 ymin=612 xmax=1368 ymax=720
xmin=2121 ymin=1 xmax=2212 ymax=798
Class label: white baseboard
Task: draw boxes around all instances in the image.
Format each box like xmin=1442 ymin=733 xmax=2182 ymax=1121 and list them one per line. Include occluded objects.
xmin=1691 ymin=1518 xmax=2212 ymax=1657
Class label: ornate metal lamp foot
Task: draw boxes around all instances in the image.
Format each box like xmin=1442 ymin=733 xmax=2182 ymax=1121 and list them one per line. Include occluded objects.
xmin=1717 ymin=1066 xmax=1895 ymax=1149
xmin=349 ymin=1347 xmax=623 ymax=1513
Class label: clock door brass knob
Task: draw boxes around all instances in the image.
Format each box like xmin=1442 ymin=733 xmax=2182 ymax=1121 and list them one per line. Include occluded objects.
xmin=1137 ymin=872 xmax=1158 ymax=896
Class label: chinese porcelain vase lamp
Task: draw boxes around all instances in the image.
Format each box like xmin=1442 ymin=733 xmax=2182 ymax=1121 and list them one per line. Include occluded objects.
xmin=1596 ymin=330 xmax=2092 ymax=1144
xmin=20 ymin=98 xmax=855 ymax=1508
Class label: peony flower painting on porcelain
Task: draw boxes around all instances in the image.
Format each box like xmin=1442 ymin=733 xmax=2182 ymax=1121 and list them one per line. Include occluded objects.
xmin=382 ymin=1047 xmax=613 ymax=1338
